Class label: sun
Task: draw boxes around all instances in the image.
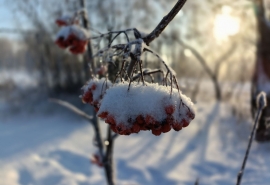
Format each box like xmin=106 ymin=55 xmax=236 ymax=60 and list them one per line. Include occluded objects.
xmin=213 ymin=6 xmax=240 ymax=42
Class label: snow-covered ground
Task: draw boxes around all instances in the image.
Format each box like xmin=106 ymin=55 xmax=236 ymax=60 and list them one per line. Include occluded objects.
xmin=1 ymin=92 xmax=270 ymax=185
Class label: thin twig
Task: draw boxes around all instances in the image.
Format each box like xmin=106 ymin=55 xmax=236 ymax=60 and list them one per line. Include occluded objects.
xmin=80 ymin=0 xmax=95 ymax=77
xmin=236 ymin=92 xmax=267 ymax=185
xmin=178 ymin=39 xmax=214 ymax=79
xmin=49 ymin=98 xmax=93 ymax=122
xmin=194 ymin=178 xmax=199 ymax=185
xmin=138 ymin=60 xmax=145 ymax=85
xmin=132 ymin=69 xmax=164 ymax=81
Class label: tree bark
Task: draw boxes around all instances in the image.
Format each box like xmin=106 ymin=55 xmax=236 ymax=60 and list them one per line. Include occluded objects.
xmin=252 ymin=0 xmax=270 ymax=141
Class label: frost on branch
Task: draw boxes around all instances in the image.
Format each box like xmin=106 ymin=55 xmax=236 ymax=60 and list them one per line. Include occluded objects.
xmin=55 ymin=25 xmax=89 ymax=54
xmin=81 ymin=78 xmax=112 ymax=112
xmin=97 ymin=82 xmax=195 ymax=136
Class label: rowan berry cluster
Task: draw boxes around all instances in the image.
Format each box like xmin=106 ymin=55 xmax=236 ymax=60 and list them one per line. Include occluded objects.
xmin=55 ymin=16 xmax=89 ymax=54
xmin=82 ymin=79 xmax=195 ymax=136
xmin=81 ymin=78 xmax=112 ymax=112
xmin=56 ymin=10 xmax=196 ymax=137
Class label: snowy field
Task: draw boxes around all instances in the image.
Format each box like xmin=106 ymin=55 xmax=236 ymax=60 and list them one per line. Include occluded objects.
xmin=0 ymin=71 xmax=270 ymax=185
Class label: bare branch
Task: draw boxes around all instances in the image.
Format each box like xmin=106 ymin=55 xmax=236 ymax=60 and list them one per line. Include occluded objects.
xmin=236 ymin=92 xmax=267 ymax=185
xmin=104 ymin=127 xmax=116 ymax=184
xmin=132 ymin=69 xmax=164 ymax=81
xmin=214 ymin=43 xmax=236 ymax=76
xmin=194 ymin=178 xmax=199 ymax=185
xmin=178 ymin=39 xmax=215 ymax=79
xmin=49 ymin=98 xmax=93 ymax=122
xmin=143 ymin=0 xmax=188 ymax=45
xmin=80 ymin=0 xmax=95 ymax=77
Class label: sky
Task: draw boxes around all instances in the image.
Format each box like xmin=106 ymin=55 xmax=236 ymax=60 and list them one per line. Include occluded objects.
xmin=0 ymin=1 xmax=15 ymax=29
xmin=0 ymin=0 xmax=31 ymax=40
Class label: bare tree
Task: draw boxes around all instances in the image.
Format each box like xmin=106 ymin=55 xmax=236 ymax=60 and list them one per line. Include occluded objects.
xmin=178 ymin=39 xmax=236 ymax=101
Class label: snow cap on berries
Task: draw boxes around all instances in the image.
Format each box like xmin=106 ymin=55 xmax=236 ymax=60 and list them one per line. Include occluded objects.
xmin=81 ymin=78 xmax=112 ymax=111
xmin=97 ymin=82 xmax=195 ymax=136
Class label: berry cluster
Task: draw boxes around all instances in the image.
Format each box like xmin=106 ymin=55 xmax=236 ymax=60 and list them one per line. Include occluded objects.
xmin=55 ymin=19 xmax=89 ymax=54
xmin=97 ymin=82 xmax=195 ymax=136
xmin=81 ymin=78 xmax=112 ymax=112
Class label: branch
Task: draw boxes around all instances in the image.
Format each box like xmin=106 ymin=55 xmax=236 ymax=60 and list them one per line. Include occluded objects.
xmin=49 ymin=98 xmax=93 ymax=122
xmin=214 ymin=43 xmax=236 ymax=76
xmin=105 ymin=127 xmax=115 ymax=184
xmin=178 ymin=39 xmax=215 ymax=79
xmin=194 ymin=178 xmax=199 ymax=185
xmin=80 ymin=0 xmax=95 ymax=77
xmin=236 ymin=92 xmax=267 ymax=185
xmin=143 ymin=0 xmax=188 ymax=45
xmin=132 ymin=69 xmax=164 ymax=81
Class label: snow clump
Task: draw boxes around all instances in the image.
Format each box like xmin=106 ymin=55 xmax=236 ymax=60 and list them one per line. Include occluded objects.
xmin=97 ymin=82 xmax=195 ymax=136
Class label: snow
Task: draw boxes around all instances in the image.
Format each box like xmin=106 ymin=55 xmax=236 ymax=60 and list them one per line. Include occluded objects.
xmin=1 ymin=91 xmax=270 ymax=185
xmin=256 ymin=91 xmax=267 ymax=109
xmin=56 ymin=25 xmax=90 ymax=40
xmin=82 ymin=78 xmax=112 ymax=106
xmin=0 ymin=70 xmax=39 ymax=89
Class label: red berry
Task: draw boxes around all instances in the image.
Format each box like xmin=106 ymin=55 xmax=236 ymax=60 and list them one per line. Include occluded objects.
xmin=153 ymin=121 xmax=161 ymax=130
xmin=132 ymin=123 xmax=141 ymax=133
xmin=55 ymin=37 xmax=68 ymax=48
xmin=166 ymin=116 xmax=174 ymax=125
xmin=187 ymin=110 xmax=195 ymax=120
xmin=161 ymin=122 xmax=171 ymax=133
xmin=172 ymin=122 xmax=182 ymax=131
xmin=165 ymin=105 xmax=175 ymax=115
xmin=82 ymin=91 xmax=93 ymax=104
xmin=55 ymin=20 xmax=67 ymax=26
xmin=98 ymin=112 xmax=108 ymax=119
xmin=116 ymin=124 xmax=125 ymax=133
xmin=94 ymin=106 xmax=99 ymax=112
xmin=69 ymin=44 xmax=86 ymax=54
xmin=145 ymin=115 xmax=156 ymax=126
xmin=140 ymin=124 xmax=149 ymax=131
xmin=105 ymin=115 xmax=116 ymax=125
xmin=110 ymin=125 xmax=117 ymax=133
xmin=91 ymin=84 xmax=97 ymax=91
xmin=152 ymin=128 xmax=162 ymax=136
xmin=136 ymin=115 xmax=145 ymax=125
xmin=182 ymin=119 xmax=189 ymax=127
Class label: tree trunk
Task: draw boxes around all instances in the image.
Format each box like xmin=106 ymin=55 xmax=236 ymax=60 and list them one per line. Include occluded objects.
xmin=252 ymin=0 xmax=270 ymax=141
xmin=212 ymin=76 xmax=222 ymax=101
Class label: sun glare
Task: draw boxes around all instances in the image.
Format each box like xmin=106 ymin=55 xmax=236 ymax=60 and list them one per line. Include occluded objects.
xmin=213 ymin=6 xmax=240 ymax=42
